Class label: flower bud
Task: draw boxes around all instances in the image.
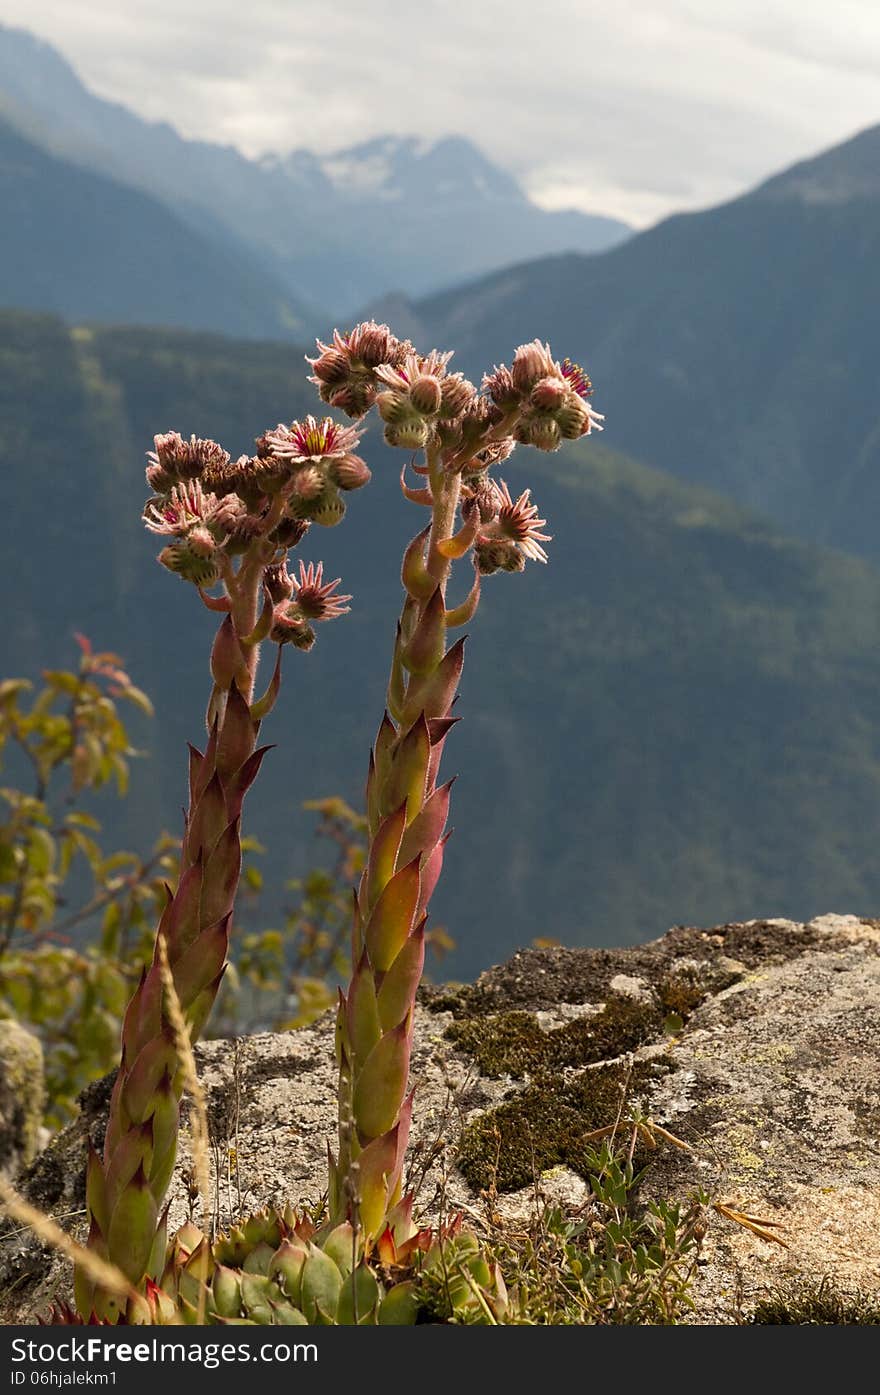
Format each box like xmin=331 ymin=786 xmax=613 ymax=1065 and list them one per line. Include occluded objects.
xmin=522 ymin=417 xmax=561 ymax=452
xmin=482 ymin=364 xmax=519 ymax=409
xmin=269 ymin=605 xmax=315 ymax=650
xmin=158 ymin=541 xmax=220 ymax=587
xmin=146 ymin=462 xmax=175 ymax=494
xmin=310 ymin=348 xmax=350 ymax=386
xmin=292 ymin=465 xmax=325 ymax=502
xmin=331 ymin=455 xmax=372 ymax=490
xmin=264 ymin=561 xmax=295 ymax=604
xmin=384 ymin=420 xmax=429 ymax=451
xmin=511 ymin=340 xmax=556 ymax=394
xmin=440 ymin=373 xmax=476 ymax=418
xmin=377 ymin=390 xmax=412 ymax=425
xmin=308 ymin=491 xmax=347 ymax=528
xmin=474 ymin=539 xmax=523 ymax=575
xmin=530 ymin=377 xmax=567 ymax=411
xmin=271 ymin=515 xmax=310 ymax=549
xmin=410 ymin=375 xmax=443 ymax=416
xmin=556 ymin=396 xmax=591 ymax=439
xmin=188 ymin=525 xmax=216 ymax=557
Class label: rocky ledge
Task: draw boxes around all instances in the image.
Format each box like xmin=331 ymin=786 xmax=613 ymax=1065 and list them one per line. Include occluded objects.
xmin=2 ymin=914 xmax=880 ymax=1324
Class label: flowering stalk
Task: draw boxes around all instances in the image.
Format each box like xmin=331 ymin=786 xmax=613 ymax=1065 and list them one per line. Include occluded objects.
xmin=313 ymin=326 xmax=603 ymax=1245
xmin=77 ymin=420 xmax=367 ymax=1321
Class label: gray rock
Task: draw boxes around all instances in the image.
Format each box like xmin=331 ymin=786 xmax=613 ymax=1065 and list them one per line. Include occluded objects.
xmin=2 ymin=913 xmax=879 ymax=1323
xmin=0 ymin=1020 xmax=44 ymax=1180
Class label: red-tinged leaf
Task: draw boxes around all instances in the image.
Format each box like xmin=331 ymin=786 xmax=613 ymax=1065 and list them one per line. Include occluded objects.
xmin=250 ymin=647 xmax=282 ymax=721
xmin=121 ymin=1031 xmax=176 ymax=1123
xmin=376 ymin=920 xmax=426 ymax=1032
xmin=445 ymin=568 xmax=481 ymax=627
xmin=387 ymin=624 xmax=407 ymax=721
xmin=147 ymin=1080 xmax=179 ymax=1198
xmin=376 ymin=1227 xmax=397 ymax=1268
xmin=198 ymin=587 xmax=231 ymax=613
xmin=86 ymin=1146 xmax=109 ymax=1237
xmin=381 ymin=715 xmax=430 ymax=824
xmin=216 ymin=681 xmax=258 ymax=780
xmin=164 ymin=857 xmax=203 ymax=957
xmin=103 ymin=1070 xmax=128 ymax=1164
xmin=210 ymin=613 xmax=245 ymax=689
xmin=398 ymin=781 xmax=454 ymax=866
xmin=417 ymin=831 xmax=451 ymax=919
xmin=350 ymin=889 xmax=363 ymax=963
xmin=402 ymin=587 xmax=446 ymax=676
xmin=436 ymin=510 xmax=479 ymax=560
xmin=184 ymin=770 xmax=227 ymax=864
xmin=136 ymin=963 xmax=165 ymax=1060
xmin=355 ymin=1130 xmax=397 ymax=1239
xmin=201 ymin=818 xmax=242 ymax=928
xmin=399 ymin=460 xmax=433 ymax=506
xmin=147 ymin=1205 xmax=170 ymax=1284
xmin=107 ymin=1165 xmax=158 ymax=1286
xmin=388 ymin=1094 xmax=416 ymax=1200
xmin=170 ymin=915 xmax=230 ymax=1010
xmin=185 ymin=965 xmax=226 ymax=1044
xmin=225 ymin=744 xmax=274 ymax=819
xmin=374 ymin=711 xmax=397 ymax=783
xmin=347 ymin=952 xmax=382 ymax=1065
xmin=363 ymin=857 xmax=421 ymax=973
xmin=427 ymin=715 xmax=460 ymax=745
xmin=118 ymin=966 xmax=147 ymax=1068
xmin=365 ymin=802 xmax=407 ymax=910
xmin=187 ymin=744 xmax=205 ymax=807
xmin=402 ymin=635 xmax=466 ymax=723
xmin=353 ymin=1022 xmax=411 ymax=1141
xmin=401 ymin=524 xmax=434 ymax=600
xmin=104 ymin=1122 xmax=153 ymax=1215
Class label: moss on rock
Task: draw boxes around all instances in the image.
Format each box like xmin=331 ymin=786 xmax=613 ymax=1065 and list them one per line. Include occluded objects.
xmin=455 ymin=1058 xmax=667 ymax=1192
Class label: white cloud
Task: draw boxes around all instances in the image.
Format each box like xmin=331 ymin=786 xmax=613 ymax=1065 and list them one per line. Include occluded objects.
xmin=3 ymin=0 xmax=880 ymax=225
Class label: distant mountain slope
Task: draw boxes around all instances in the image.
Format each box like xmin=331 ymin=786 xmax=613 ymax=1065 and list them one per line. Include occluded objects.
xmin=0 ymin=24 xmax=630 ymax=312
xmin=401 ymin=122 xmax=880 ymax=564
xmin=0 ymin=120 xmax=313 ymax=338
xmin=4 ymin=311 xmax=880 ymax=975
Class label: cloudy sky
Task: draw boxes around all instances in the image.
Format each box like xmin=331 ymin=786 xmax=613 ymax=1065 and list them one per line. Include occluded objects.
xmin=4 ymin=0 xmax=880 ymax=226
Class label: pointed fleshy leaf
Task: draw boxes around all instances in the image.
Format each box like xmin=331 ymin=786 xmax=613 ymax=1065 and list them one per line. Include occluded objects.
xmin=365 ymin=749 xmax=381 ymax=832
xmin=352 ymin=1022 xmax=411 ymax=1141
xmin=427 ymin=715 xmax=461 ymax=745
xmin=163 ymin=857 xmax=203 ymax=957
xmin=85 ymin=1146 xmax=109 ymax=1237
xmin=184 ymin=770 xmax=227 ymax=864
xmin=250 ymin=647 xmax=282 ymax=721
xmin=381 ymin=715 xmax=430 ymax=824
xmin=201 ymin=818 xmax=242 ymax=928
xmin=198 ymin=586 xmax=231 ymax=613
xmin=321 ymin=1222 xmax=356 ymax=1278
xmin=225 ymin=744 xmax=273 ymax=820
xmin=147 ymin=1204 xmax=169 ymax=1284
xmin=399 ymin=460 xmax=434 ymax=506
xmin=417 ymin=831 xmax=451 ymax=918
xmin=300 ymin=1247 xmax=343 ymax=1324
xmin=378 ymin=1280 xmax=419 ymax=1325
xmin=346 ymin=952 xmax=382 ymax=1065
xmin=186 ymin=966 xmax=226 ymax=1043
xmin=350 ymin=889 xmax=363 ymax=963
xmin=399 ymin=781 xmax=454 ymax=866
xmin=104 ymin=1122 xmax=153 ymax=1216
xmin=363 ymin=857 xmax=421 ymax=973
xmin=403 ymin=635 xmax=466 ymax=722
xmin=365 ymin=801 xmax=407 ymax=910
xmin=401 ymin=524 xmax=434 ymax=600
xmin=168 ymin=914 xmax=230 ymax=1010
xmin=210 ymin=614 xmax=246 ymax=691
xmin=337 ymin=1264 xmax=381 ymax=1326
xmin=187 ymin=745 xmax=205 ymax=807
xmin=376 ymin=920 xmax=426 ymax=1031
xmin=387 ymin=624 xmax=407 ymax=720
xmin=217 ymin=681 xmax=258 ymax=778
xmin=388 ymin=1094 xmax=415 ymax=1200
xmin=135 ymin=963 xmax=165 ymax=1059
xmin=436 ymin=510 xmax=479 ymax=560
xmin=402 ymin=587 xmax=446 ymax=676
xmin=445 ymin=568 xmax=481 ymax=627
xmin=374 ymin=712 xmax=397 ymax=784
xmin=146 ymin=1078 xmax=179 ymax=1198
xmin=354 ymin=1129 xmax=397 ymax=1239
xmin=121 ymin=1031 xmax=176 ymax=1122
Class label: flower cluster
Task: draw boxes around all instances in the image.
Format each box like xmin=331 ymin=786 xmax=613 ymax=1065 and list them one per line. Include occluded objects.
xmin=308 ymin=321 xmax=411 ymax=418
xmin=483 ymin=340 xmax=604 ymax=453
xmin=142 ymin=415 xmax=363 ymax=642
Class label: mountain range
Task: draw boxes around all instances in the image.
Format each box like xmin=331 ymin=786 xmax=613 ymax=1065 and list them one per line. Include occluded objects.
xmin=0 ymin=23 xmax=629 ymax=315
xmin=5 ymin=310 xmax=880 ymax=978
xmin=375 ymin=120 xmax=880 ymax=563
